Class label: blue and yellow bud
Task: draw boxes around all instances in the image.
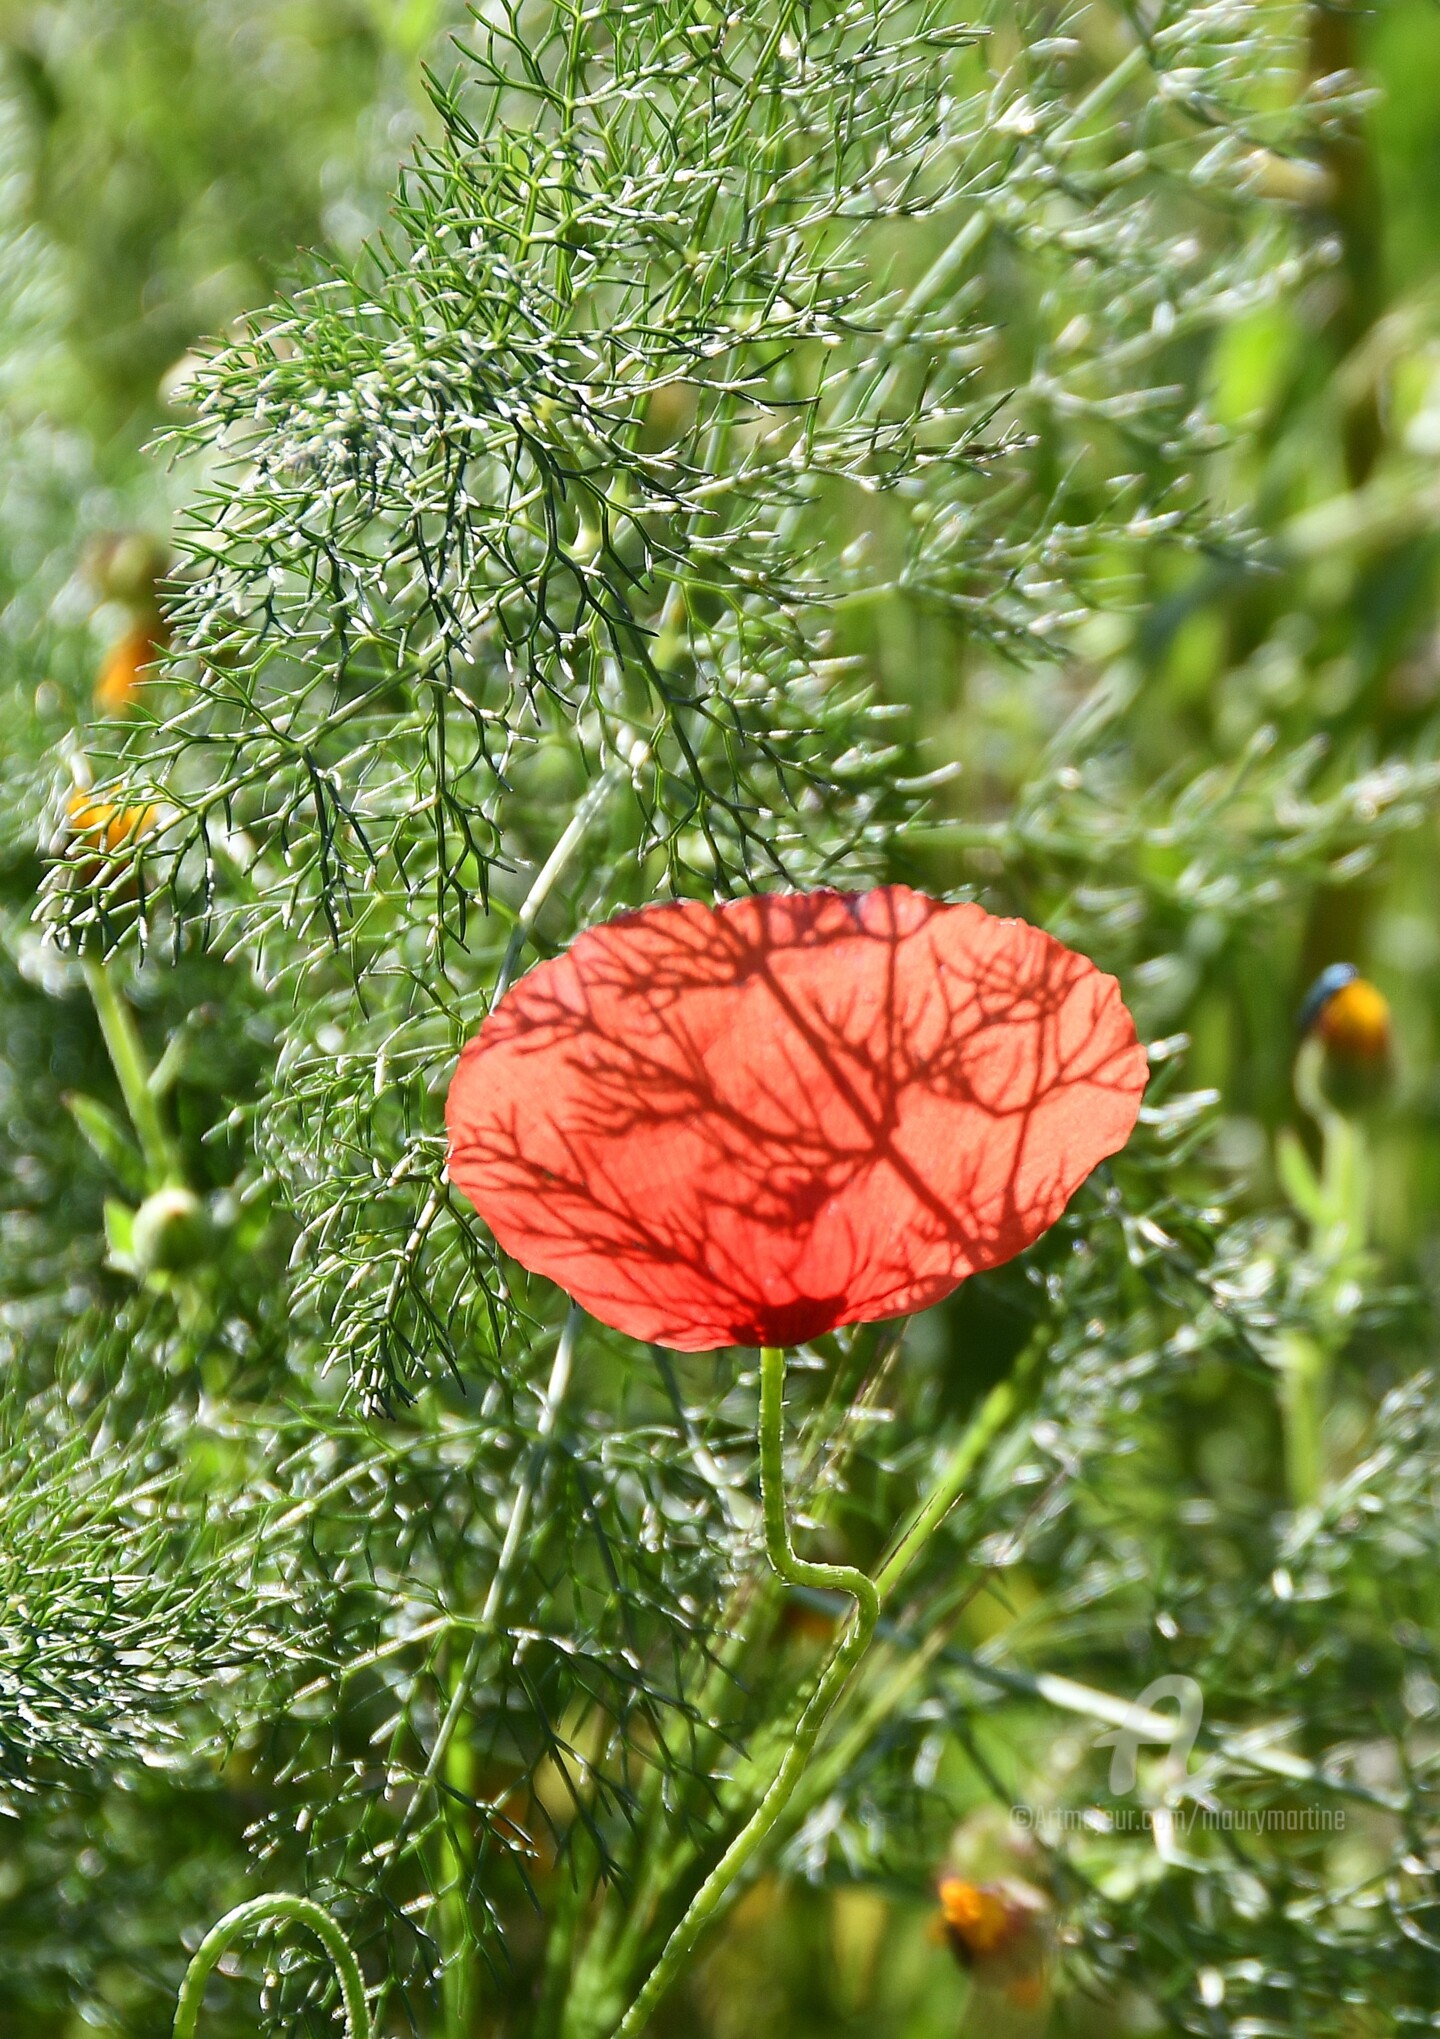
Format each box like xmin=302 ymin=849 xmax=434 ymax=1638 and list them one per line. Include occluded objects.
xmin=1297 ymin=964 xmax=1393 ymax=1111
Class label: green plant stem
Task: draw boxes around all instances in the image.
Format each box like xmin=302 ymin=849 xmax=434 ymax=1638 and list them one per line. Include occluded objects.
xmin=82 ymin=957 xmax=178 ymax=1190
xmin=876 ymin=1334 xmax=1046 ymax=1602
xmin=173 ymin=1894 xmax=370 ymax=2039
xmin=1279 ymin=1328 xmax=1326 ymax=1511
xmin=585 ymin=1333 xmax=1043 ymax=2037
xmin=495 ymin=759 xmax=637 ymax=999
xmin=643 ymin=1324 xmax=897 ymax=1824
xmin=393 ymin=1303 xmax=581 ymax=1860
xmin=1281 ymin=1041 xmax=1372 ymax=1509
xmin=438 ymin=1671 xmax=480 ymax=2039
xmin=739 ymin=1335 xmax=1052 ymax=1866
xmin=611 ymin=1347 xmax=880 ymax=2039
xmin=567 ymin=1337 xmax=894 ymax=2027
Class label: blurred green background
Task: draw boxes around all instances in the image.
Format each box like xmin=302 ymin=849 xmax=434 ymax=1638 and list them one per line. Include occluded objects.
xmin=3 ymin=1 xmax=1440 ymax=2035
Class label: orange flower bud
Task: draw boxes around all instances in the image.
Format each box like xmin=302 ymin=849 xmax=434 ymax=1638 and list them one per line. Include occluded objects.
xmin=936 ymin=1875 xmax=1051 ymax=2011
xmin=1315 ymin=975 xmax=1391 ymax=1064
xmin=66 ymin=787 xmax=159 ymax=854
xmin=95 ymin=618 xmax=168 ymax=714
xmin=939 ymin=1876 xmax=1017 ymax=1957
xmin=1297 ymin=965 xmax=1395 ymax=1113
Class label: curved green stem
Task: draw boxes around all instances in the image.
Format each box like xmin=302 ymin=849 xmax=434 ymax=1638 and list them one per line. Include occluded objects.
xmin=173 ymin=1894 xmax=370 ymax=2039
xmin=83 ymin=957 xmax=180 ymax=1190
xmin=612 ymin=1347 xmax=879 ymax=2039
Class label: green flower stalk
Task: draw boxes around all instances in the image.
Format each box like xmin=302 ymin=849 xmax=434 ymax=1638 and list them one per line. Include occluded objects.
xmin=1275 ymin=965 xmax=1394 ymax=1507
xmin=614 ymin=1346 xmax=881 ymax=2037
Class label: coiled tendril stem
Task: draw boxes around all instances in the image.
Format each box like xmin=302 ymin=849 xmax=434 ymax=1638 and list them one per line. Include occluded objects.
xmin=173 ymin=1894 xmax=370 ymax=2039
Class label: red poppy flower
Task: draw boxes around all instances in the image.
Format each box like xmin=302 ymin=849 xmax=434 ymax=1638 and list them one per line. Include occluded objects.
xmin=445 ymin=887 xmax=1147 ymax=1351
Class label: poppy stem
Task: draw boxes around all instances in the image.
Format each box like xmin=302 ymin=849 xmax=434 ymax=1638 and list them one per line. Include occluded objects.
xmin=757 ymin=1344 xmax=878 ymax=1621
xmin=172 ymin=1894 xmax=370 ymax=2039
xmin=612 ymin=1346 xmax=879 ymax=2039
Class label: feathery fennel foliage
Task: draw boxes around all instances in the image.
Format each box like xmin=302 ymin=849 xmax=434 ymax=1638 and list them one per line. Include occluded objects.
xmin=3 ymin=3 xmax=1440 ymax=2037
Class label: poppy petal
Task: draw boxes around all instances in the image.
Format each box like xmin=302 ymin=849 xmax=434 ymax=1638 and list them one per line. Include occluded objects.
xmin=445 ymin=887 xmax=1148 ymax=1350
